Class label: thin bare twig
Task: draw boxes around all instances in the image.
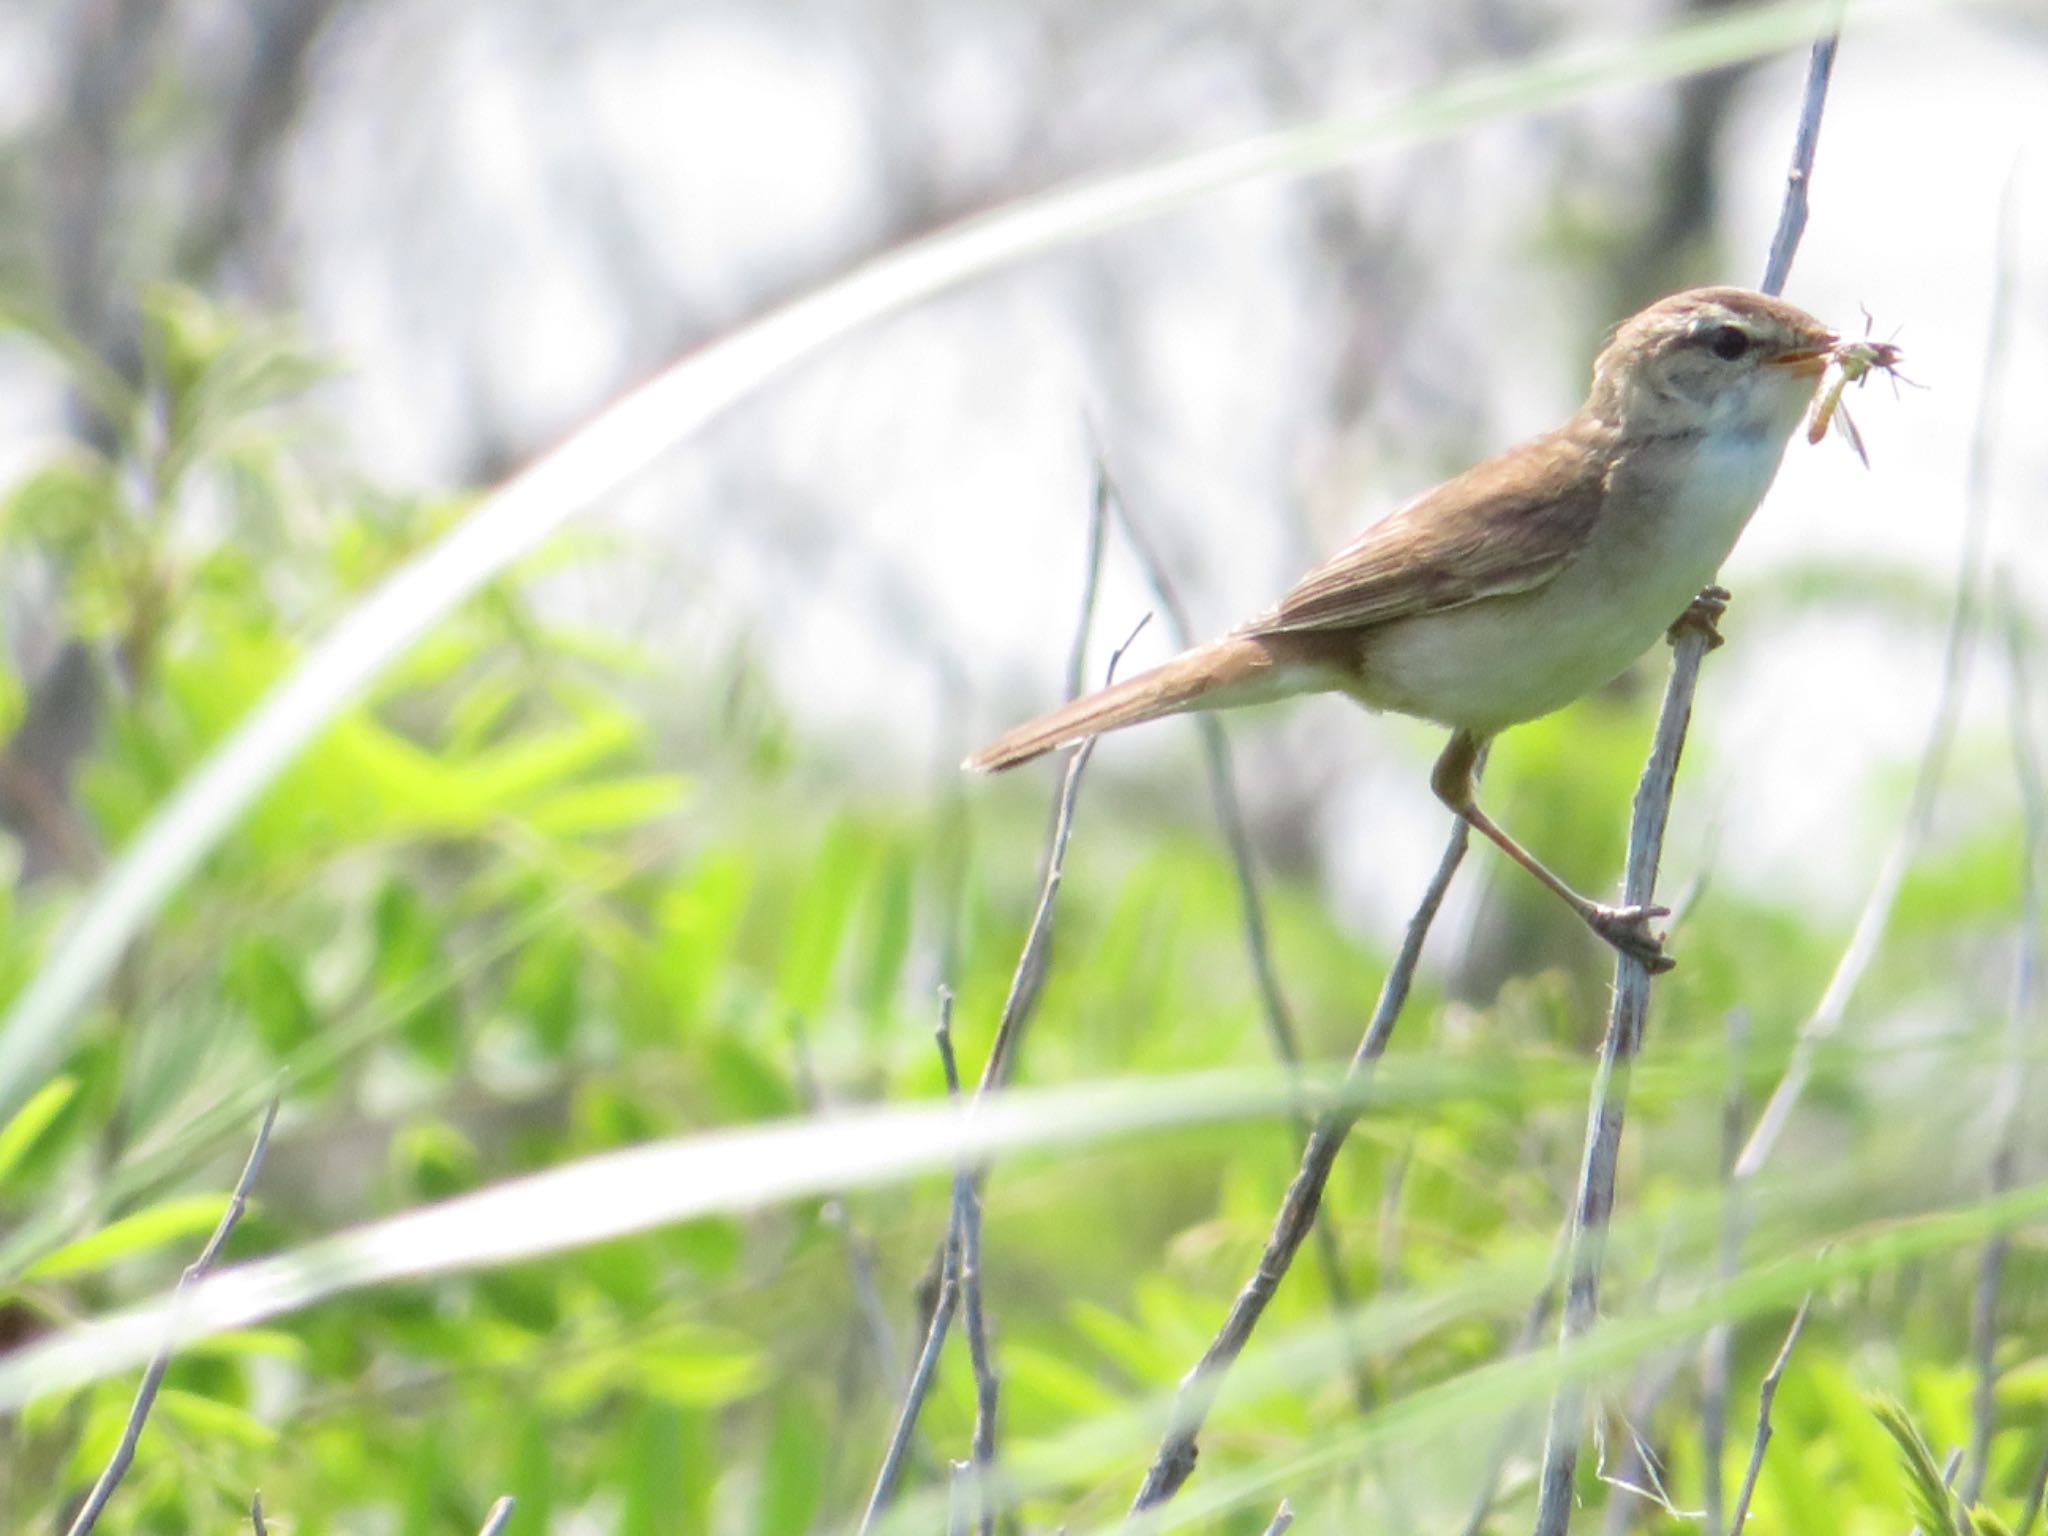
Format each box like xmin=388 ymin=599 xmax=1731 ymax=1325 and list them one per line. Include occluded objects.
xmin=938 ymin=999 xmax=1001 ymax=1536
xmin=1726 ymin=1296 xmax=1813 ymax=1536
xmin=862 ymin=1179 xmax=961 ymax=1532
xmin=476 ymin=1496 xmax=516 ymax=1536
xmin=1262 ymin=1498 xmax=1297 ymax=1535
xmin=250 ymin=1492 xmax=268 ymax=1536
xmin=917 ymin=488 xmax=1121 ymax=1310
xmin=1098 ymin=455 xmax=1369 ymax=1400
xmin=1759 ymin=34 xmax=1837 ymax=298
xmin=1529 ymin=34 xmax=1841 ymax=1533
xmin=887 ymin=504 xmax=1127 ymax=1527
xmin=64 ymin=1099 xmax=279 ymax=1536
xmin=1530 ymin=619 xmax=1712 ymax=1534
xmin=1701 ymin=1009 xmax=1751 ymax=1536
xmin=1094 ymin=460 xmax=1308 ymax=1075
xmin=1128 ymin=814 xmax=1471 ymax=1513
xmin=975 ymin=489 xmax=1122 ymax=1101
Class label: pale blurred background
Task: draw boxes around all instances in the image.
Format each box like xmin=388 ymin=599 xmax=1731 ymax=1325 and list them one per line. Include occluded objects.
xmin=4 ymin=0 xmax=2045 ymax=948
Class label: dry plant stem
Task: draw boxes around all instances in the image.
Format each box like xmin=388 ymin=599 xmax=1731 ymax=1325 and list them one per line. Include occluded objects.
xmin=917 ymin=492 xmax=1118 ymax=1299
xmin=1262 ymin=1498 xmax=1296 ymax=1535
xmin=476 ymin=1497 xmax=516 ymax=1536
xmin=1100 ymin=462 xmax=1367 ymax=1397
xmin=863 ymin=1222 xmax=960 ymax=1533
xmin=64 ymin=1098 xmax=278 ymax=1536
xmin=890 ymin=510 xmax=1125 ymax=1526
xmin=1127 ymin=815 xmax=1471 ymax=1514
xmin=1967 ymin=595 xmax=2046 ymax=1508
xmin=868 ymin=1000 xmax=1007 ymax=1535
xmin=1701 ymin=1009 xmax=1751 ymax=1536
xmin=1737 ymin=161 xmax=2015 ymax=1183
xmin=1530 ymin=623 xmax=1711 ymax=1536
xmin=250 ymin=1492 xmax=267 ymax=1536
xmin=1726 ymin=1296 xmax=1812 ymax=1536
xmin=1758 ymin=33 xmax=1835 ymax=297
xmin=976 ymin=483 xmax=1116 ymax=1102
xmin=937 ymin=1001 xmax=1001 ymax=1536
xmin=1529 ymin=33 xmax=1839 ymax=1533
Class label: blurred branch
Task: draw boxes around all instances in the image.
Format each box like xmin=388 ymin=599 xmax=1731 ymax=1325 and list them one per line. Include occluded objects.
xmin=475 ymin=1497 xmax=516 ymax=1536
xmin=1964 ymin=190 xmax=2031 ymax=1512
xmin=1726 ymin=1295 xmax=1812 ymax=1536
xmin=860 ymin=1017 xmax=964 ymax=1533
xmin=1701 ymin=1009 xmax=1751 ymax=1536
xmin=1262 ymin=1498 xmax=1297 ymax=1535
xmin=1736 ymin=162 xmax=2014 ymax=1183
xmin=946 ymin=1004 xmax=1000 ymax=1536
xmin=64 ymin=1099 xmax=278 ymax=1536
xmin=1532 ymin=31 xmax=1842 ymax=1533
xmin=1967 ymin=581 xmax=2045 ymax=1508
xmin=1096 ymin=453 xmax=1369 ymax=1400
xmin=1127 ymin=813 xmax=1471 ymax=1513
xmin=975 ymin=490 xmax=1118 ymax=1099
xmin=175 ymin=0 xmax=345 ymax=287
xmin=892 ymin=498 xmax=1134 ymax=1526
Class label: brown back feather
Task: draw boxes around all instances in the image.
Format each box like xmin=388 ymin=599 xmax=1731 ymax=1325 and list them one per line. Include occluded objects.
xmin=1243 ymin=413 xmax=1616 ymax=636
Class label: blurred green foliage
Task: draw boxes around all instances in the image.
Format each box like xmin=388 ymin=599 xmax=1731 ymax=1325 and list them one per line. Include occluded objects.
xmin=0 ymin=289 xmax=2041 ymax=1536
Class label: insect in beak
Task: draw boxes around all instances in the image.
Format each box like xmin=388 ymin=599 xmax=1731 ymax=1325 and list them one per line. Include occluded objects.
xmin=1804 ymin=332 xmax=1908 ymax=465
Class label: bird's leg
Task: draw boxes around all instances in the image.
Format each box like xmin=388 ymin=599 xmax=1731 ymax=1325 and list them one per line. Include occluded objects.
xmin=1667 ymin=584 xmax=1731 ymax=651
xmin=1429 ymin=730 xmax=1674 ymax=973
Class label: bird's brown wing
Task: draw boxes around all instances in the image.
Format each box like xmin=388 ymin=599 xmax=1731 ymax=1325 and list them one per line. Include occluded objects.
xmin=1242 ymin=417 xmax=1615 ymax=637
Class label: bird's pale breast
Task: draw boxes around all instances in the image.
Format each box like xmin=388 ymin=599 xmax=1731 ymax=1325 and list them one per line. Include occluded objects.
xmin=1349 ymin=426 xmax=1791 ymax=734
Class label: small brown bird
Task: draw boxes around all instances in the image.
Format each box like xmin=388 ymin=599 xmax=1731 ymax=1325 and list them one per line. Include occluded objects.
xmin=967 ymin=287 xmax=1858 ymax=970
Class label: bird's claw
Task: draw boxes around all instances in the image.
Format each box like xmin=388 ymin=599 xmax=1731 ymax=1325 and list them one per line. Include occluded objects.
xmin=1668 ymin=585 xmax=1731 ymax=651
xmin=1587 ymin=903 xmax=1675 ymax=973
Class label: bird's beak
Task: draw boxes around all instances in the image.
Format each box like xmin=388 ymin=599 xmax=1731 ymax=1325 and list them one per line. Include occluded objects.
xmin=1766 ymin=335 xmax=1837 ymax=377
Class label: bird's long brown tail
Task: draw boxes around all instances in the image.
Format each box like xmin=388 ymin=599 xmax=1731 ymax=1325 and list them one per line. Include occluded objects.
xmin=963 ymin=635 xmax=1281 ymax=772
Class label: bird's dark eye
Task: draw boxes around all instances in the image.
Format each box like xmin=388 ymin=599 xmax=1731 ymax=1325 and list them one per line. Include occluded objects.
xmin=1707 ymin=325 xmax=1750 ymax=361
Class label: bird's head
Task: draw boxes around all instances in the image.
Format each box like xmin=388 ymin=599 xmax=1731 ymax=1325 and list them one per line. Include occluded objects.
xmin=1588 ymin=287 xmax=1840 ymax=440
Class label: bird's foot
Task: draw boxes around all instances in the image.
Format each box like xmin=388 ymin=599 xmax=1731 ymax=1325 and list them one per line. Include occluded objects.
xmin=1585 ymin=903 xmax=1675 ymax=973
xmin=1667 ymin=585 xmax=1731 ymax=651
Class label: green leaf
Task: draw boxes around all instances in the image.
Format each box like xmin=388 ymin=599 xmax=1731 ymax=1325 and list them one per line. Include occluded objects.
xmin=0 ymin=1076 xmax=80 ymax=1186
xmin=776 ymin=818 xmax=865 ymax=1016
xmin=522 ymin=774 xmax=689 ymax=837
xmin=753 ymin=1393 xmax=825 ymax=1536
xmin=1868 ymin=1392 xmax=1964 ymax=1536
xmin=634 ymin=1325 xmax=768 ymax=1406
xmin=0 ymin=457 xmax=122 ymax=564
xmin=222 ymin=936 xmax=317 ymax=1057
xmin=25 ymin=1193 xmax=233 ymax=1281
xmin=154 ymin=1385 xmax=278 ymax=1451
